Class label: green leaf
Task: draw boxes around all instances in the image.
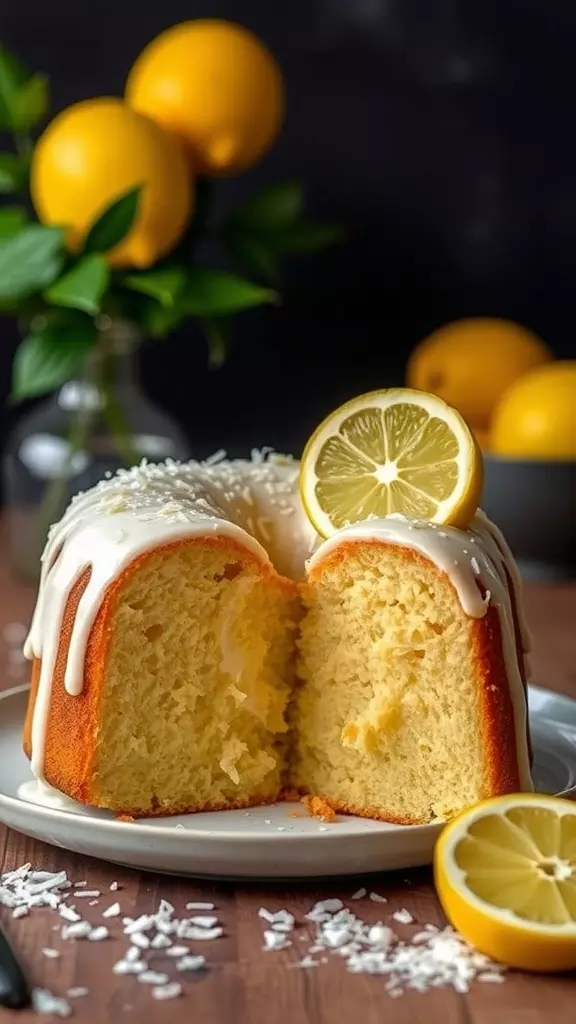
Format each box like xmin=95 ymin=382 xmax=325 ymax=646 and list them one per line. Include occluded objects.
xmin=0 ymin=205 xmax=28 ymax=237
xmin=180 ymin=268 xmax=276 ymax=316
xmin=203 ymin=318 xmax=231 ymax=368
xmin=12 ymin=73 xmax=49 ymax=132
xmin=0 ymin=46 xmax=29 ymax=131
xmin=222 ymin=228 xmax=279 ymax=285
xmin=122 ymin=266 xmax=185 ymax=308
xmin=268 ymin=221 xmax=344 ymax=254
xmin=0 ymin=225 xmax=64 ymax=301
xmin=141 ymin=300 xmax=184 ymax=339
xmin=45 ymin=254 xmax=110 ymax=315
xmin=83 ymin=186 xmax=141 ymax=256
xmin=232 ymin=180 xmax=303 ymax=232
xmin=0 ymin=153 xmax=28 ymax=194
xmin=12 ymin=315 xmax=98 ymax=400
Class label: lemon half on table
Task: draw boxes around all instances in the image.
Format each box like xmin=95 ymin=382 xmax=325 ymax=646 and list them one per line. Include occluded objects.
xmin=300 ymin=388 xmax=483 ymax=537
xmin=435 ymin=794 xmax=576 ymax=972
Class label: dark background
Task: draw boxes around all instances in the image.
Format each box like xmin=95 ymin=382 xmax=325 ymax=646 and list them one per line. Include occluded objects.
xmin=1 ymin=0 xmax=575 ymax=456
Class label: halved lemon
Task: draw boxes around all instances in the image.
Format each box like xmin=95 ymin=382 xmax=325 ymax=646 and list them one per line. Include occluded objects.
xmin=300 ymin=388 xmax=483 ymax=537
xmin=435 ymin=794 xmax=576 ymax=972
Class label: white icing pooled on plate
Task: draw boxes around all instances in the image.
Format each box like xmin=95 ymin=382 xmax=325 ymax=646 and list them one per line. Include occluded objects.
xmin=23 ymin=452 xmax=532 ymax=795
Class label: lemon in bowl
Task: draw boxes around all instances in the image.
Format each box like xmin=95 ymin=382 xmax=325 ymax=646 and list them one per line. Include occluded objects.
xmin=491 ymin=361 xmax=576 ymax=460
xmin=407 ymin=318 xmax=552 ymax=434
xmin=481 ymin=361 xmax=576 ymax=580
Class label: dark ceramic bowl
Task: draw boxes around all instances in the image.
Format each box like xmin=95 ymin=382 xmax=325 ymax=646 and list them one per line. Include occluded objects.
xmin=481 ymin=455 xmax=576 ymax=581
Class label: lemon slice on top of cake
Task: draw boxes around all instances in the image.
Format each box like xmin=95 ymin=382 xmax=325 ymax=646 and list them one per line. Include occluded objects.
xmin=300 ymin=387 xmax=484 ymax=535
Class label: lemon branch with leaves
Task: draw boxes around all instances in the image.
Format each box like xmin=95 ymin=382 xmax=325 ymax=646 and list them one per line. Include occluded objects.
xmin=0 ymin=26 xmax=342 ymax=407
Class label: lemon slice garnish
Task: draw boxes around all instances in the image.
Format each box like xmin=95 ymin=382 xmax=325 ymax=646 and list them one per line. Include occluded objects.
xmin=300 ymin=388 xmax=483 ymax=536
xmin=435 ymin=794 xmax=576 ymax=972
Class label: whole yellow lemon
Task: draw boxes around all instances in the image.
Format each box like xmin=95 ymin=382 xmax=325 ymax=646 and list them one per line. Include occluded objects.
xmin=407 ymin=318 xmax=552 ymax=430
xmin=31 ymin=98 xmax=193 ymax=269
xmin=125 ymin=20 xmax=285 ymax=176
xmin=491 ymin=361 xmax=576 ymax=459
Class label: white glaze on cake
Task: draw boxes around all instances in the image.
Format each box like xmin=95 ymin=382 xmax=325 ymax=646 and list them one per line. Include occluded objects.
xmin=24 ymin=451 xmax=532 ymax=796
xmin=308 ymin=512 xmax=533 ymax=791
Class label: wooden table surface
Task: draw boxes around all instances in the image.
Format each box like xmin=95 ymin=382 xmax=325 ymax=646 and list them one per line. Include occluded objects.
xmin=0 ymin=542 xmax=575 ymax=1023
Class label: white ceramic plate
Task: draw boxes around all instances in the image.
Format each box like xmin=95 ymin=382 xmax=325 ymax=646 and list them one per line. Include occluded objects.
xmin=0 ymin=684 xmax=575 ymax=879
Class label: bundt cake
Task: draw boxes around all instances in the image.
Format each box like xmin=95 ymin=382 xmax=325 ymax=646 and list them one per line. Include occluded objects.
xmin=22 ymin=453 xmax=533 ymax=823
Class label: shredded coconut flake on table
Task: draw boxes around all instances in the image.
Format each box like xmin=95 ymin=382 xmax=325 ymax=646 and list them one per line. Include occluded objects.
xmin=165 ymin=945 xmax=192 ymax=958
xmin=263 ymin=929 xmax=291 ymax=951
xmin=123 ymin=914 xmax=155 ymax=935
xmin=61 ymin=922 xmax=92 ymax=941
xmin=258 ymin=908 xmax=295 ymax=932
xmin=393 ymin=909 xmax=414 ymax=925
xmin=152 ymin=982 xmax=183 ymax=1000
xmin=32 ymin=989 xmax=72 ymax=1018
xmin=176 ymin=955 xmax=206 ymax=972
xmin=102 ymin=902 xmax=121 ymax=918
xmin=306 ymin=898 xmax=344 ymax=922
xmin=177 ymin=924 xmax=223 ymax=941
xmin=139 ymin=970 xmax=170 ymax=986
xmin=59 ymin=905 xmax=81 ymax=923
xmin=113 ymin=959 xmax=146 ymax=976
xmin=189 ymin=915 xmax=218 ymax=928
xmin=259 ymin=897 xmax=506 ymax=996
xmin=67 ymin=987 xmax=89 ymax=999
xmin=3 ymin=861 xmax=507 ymax=1006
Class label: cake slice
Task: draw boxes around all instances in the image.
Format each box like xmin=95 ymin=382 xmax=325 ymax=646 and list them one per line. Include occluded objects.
xmin=23 ymin=457 xmax=308 ymax=816
xmin=291 ymin=512 xmax=532 ymax=824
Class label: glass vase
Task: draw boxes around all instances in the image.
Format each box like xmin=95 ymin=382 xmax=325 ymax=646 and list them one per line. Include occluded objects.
xmin=3 ymin=317 xmax=190 ymax=583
